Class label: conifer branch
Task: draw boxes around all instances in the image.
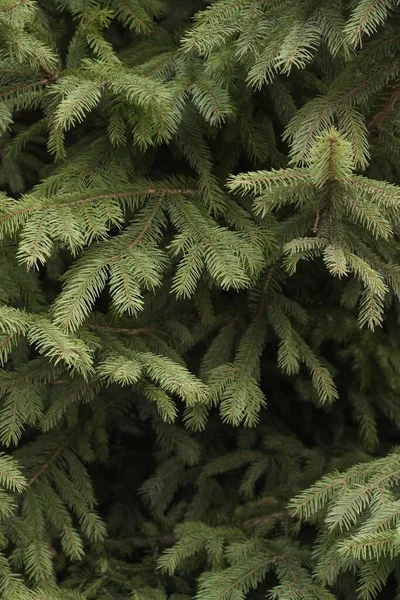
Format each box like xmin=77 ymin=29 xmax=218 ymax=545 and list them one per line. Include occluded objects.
xmin=0 ymin=78 xmax=50 ymax=99
xmin=0 ymin=0 xmax=30 ymax=13
xmin=370 ymin=81 xmax=400 ymax=128
xmin=27 ymin=443 xmax=67 ymax=486
xmin=87 ymin=324 xmax=155 ymax=336
xmin=0 ymin=186 xmax=197 ymax=228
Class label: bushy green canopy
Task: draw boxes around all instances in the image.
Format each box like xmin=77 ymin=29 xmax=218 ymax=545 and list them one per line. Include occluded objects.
xmin=0 ymin=0 xmax=400 ymax=599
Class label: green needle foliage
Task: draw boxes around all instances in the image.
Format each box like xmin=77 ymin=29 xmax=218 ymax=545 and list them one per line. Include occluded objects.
xmin=1 ymin=0 xmax=400 ymax=598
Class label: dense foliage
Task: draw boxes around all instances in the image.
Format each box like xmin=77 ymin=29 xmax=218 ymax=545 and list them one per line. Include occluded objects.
xmin=1 ymin=0 xmax=400 ymax=598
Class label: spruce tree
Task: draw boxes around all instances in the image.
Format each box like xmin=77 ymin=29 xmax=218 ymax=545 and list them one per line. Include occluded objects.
xmin=1 ymin=0 xmax=400 ymax=598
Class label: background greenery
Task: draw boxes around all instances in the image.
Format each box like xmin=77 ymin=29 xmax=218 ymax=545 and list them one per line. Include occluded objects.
xmin=1 ymin=0 xmax=400 ymax=598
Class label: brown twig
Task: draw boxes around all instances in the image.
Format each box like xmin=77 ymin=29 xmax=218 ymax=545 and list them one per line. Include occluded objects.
xmin=87 ymin=324 xmax=156 ymax=336
xmin=312 ymin=210 xmax=320 ymax=233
